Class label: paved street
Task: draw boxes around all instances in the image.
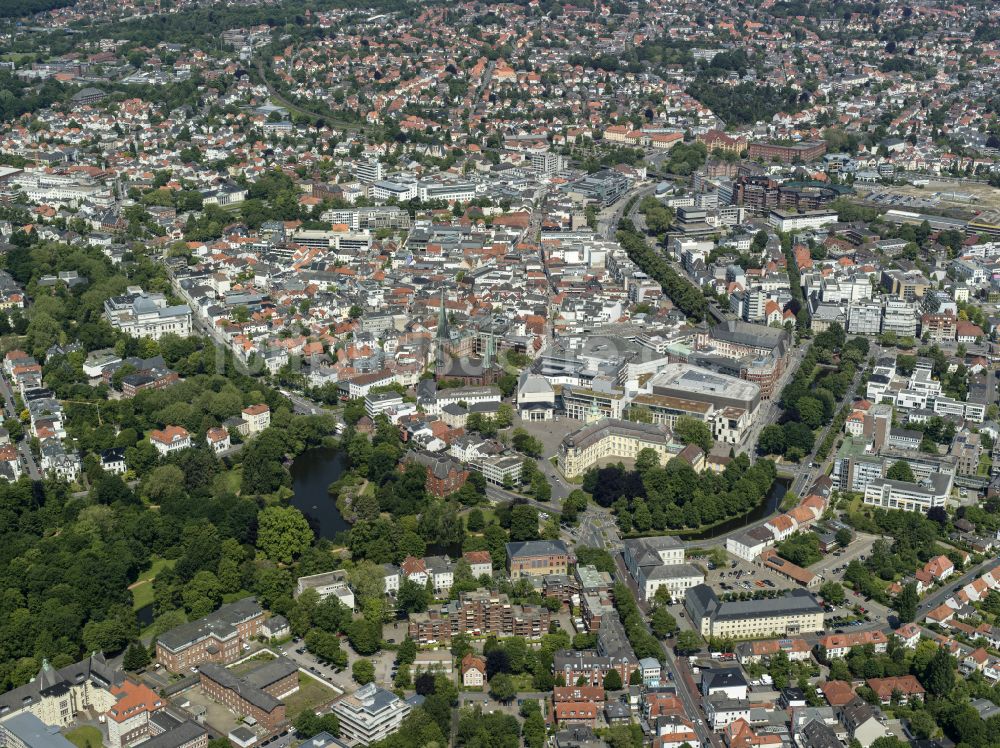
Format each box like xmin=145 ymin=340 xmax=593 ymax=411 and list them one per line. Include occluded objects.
xmin=917 ymin=557 xmax=1000 ymax=618
xmin=0 ymin=368 xmax=41 ymax=480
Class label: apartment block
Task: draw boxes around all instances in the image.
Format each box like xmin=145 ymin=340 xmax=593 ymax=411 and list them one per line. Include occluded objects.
xmin=407 ymin=590 xmax=551 ymax=643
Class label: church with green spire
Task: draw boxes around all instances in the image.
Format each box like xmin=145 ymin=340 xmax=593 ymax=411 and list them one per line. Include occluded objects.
xmin=433 ymin=290 xmax=497 ymax=386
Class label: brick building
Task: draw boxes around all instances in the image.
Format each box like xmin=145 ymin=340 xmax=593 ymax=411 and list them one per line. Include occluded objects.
xmin=197 ymin=658 xmax=298 ymax=732
xmin=552 ymin=651 xmax=636 ymax=689
xmin=407 ymin=590 xmax=551 ymax=644
xmin=138 ymin=721 xmax=207 ymax=748
xmin=506 ymin=539 xmax=571 ymax=580
xmin=155 ymin=598 xmax=265 ymax=673
xmin=697 ymin=130 xmax=747 ymax=155
xmin=403 ymin=451 xmax=468 ymax=497
xmin=121 ymin=370 xmax=179 ymax=398
xmin=748 ymin=141 xmax=827 ymax=164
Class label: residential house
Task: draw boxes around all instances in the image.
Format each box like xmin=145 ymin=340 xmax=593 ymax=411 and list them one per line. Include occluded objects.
xmin=149 ymin=426 xmax=191 ymax=456
xmin=461 ymin=654 xmax=486 ymax=688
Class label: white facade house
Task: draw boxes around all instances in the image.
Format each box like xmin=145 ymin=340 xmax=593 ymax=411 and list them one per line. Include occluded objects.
xmin=622 ymin=537 xmax=704 ymax=601
xmin=206 ymin=427 xmax=231 ymax=454
xmin=295 ymin=571 xmax=355 ymax=610
xmin=383 ymin=565 xmax=400 ymax=596
xmin=100 ymin=447 xmax=127 ymax=475
xmin=104 ymin=287 xmax=192 ymax=341
xmin=149 ymin=426 xmax=192 ymax=456
xmin=241 ymin=404 xmax=271 ymax=434
xmin=726 ymin=527 xmax=776 ymax=562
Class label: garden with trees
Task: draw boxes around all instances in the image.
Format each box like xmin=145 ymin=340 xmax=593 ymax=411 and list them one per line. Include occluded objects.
xmin=583 ymin=448 xmax=777 ymax=533
xmin=759 ymin=324 xmax=868 ymax=462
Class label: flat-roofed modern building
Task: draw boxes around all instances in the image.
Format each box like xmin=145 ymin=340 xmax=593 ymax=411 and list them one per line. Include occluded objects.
xmin=295 ymin=571 xmax=355 ymax=609
xmin=333 ymin=684 xmax=410 ymax=746
xmin=648 ymin=364 xmax=761 ymax=415
xmin=685 ymin=585 xmax=824 ymax=639
xmin=767 ymin=209 xmax=838 ymax=232
xmin=862 ymin=473 xmax=953 ymax=513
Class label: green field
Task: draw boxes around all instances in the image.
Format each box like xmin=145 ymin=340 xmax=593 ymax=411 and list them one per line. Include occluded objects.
xmin=282 ymin=672 xmax=340 ymax=715
xmin=213 ymin=466 xmax=242 ymax=495
xmin=64 ymin=726 xmax=102 ymax=748
xmin=131 ymin=557 xmax=176 ymax=611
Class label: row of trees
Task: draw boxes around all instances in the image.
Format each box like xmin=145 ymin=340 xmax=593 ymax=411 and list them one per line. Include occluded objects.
xmin=616 ymin=217 xmax=709 ymax=321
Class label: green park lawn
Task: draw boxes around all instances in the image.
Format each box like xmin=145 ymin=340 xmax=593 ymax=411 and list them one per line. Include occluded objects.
xmin=131 ymin=557 xmax=175 ymax=611
xmin=64 ymin=726 xmax=102 ymax=748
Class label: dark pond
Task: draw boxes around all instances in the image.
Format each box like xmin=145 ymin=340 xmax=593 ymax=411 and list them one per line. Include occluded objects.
xmin=136 ymin=603 xmax=154 ymax=628
xmin=289 ymin=446 xmax=350 ymax=539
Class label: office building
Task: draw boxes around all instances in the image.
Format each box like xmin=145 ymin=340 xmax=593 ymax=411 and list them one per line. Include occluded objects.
xmin=333 ymin=685 xmax=410 ymax=746
xmin=847 ymin=302 xmax=882 ymax=335
xmin=685 ymin=585 xmax=824 ymax=639
xmin=648 ymin=363 xmax=761 ymax=416
xmin=767 ymin=209 xmax=837 ymax=232
xmin=572 ymin=170 xmax=629 ymax=206
xmin=355 ymin=160 xmax=383 ymax=184
xmin=862 ymin=473 xmax=953 ymax=513
xmin=881 ymin=299 xmax=918 ymax=337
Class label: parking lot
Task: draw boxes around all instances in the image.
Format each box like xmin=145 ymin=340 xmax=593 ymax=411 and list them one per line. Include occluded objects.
xmin=700 ymin=554 xmax=799 ymax=596
xmin=277 ymin=640 xmax=349 ymax=694
xmin=809 ymin=532 xmax=879 ymax=581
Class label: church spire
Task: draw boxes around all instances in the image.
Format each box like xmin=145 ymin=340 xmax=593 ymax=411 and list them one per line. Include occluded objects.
xmin=436 ymin=290 xmax=449 ymax=340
